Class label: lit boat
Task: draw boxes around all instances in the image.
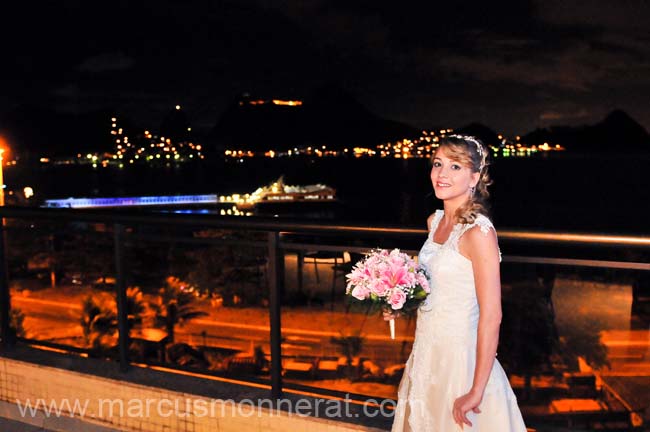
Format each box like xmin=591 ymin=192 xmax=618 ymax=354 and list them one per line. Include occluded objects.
xmin=232 ymin=177 xmax=337 ymax=210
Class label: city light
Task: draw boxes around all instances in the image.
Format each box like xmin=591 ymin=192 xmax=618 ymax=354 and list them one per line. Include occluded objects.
xmin=65 ymin=111 xmax=208 ymax=168
xmin=42 ymin=110 xmax=564 ymax=170
xmin=222 ymin=127 xmax=564 ymax=160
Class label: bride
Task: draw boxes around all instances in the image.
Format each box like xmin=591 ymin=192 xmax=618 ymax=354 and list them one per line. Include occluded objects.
xmin=390 ymin=135 xmax=527 ymax=431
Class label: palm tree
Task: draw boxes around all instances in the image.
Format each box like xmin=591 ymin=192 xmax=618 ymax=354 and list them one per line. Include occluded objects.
xmin=121 ymin=286 xmax=149 ymax=349
xmin=125 ymin=286 xmax=147 ymax=330
xmin=79 ymin=288 xmax=148 ymax=357
xmin=80 ymin=294 xmax=117 ymax=354
xmin=151 ymin=276 xmax=208 ymax=344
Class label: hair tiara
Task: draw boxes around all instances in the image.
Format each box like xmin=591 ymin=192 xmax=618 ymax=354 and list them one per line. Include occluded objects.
xmin=447 ymin=134 xmax=486 ymax=171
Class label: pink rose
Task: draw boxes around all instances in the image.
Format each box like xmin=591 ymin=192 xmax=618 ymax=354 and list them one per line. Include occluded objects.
xmin=417 ymin=273 xmax=430 ymax=293
xmin=370 ymin=279 xmax=391 ymax=297
xmin=401 ymin=271 xmax=417 ymax=287
xmin=351 ymin=285 xmax=370 ymax=300
xmin=389 ymin=289 xmax=407 ymax=310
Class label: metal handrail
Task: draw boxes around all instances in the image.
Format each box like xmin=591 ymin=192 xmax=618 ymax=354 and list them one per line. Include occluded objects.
xmin=0 ymin=206 xmax=649 ymax=247
xmin=499 ymin=230 xmax=650 ymax=247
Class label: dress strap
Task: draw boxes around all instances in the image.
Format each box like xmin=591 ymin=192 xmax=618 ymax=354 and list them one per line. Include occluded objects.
xmin=449 ymin=215 xmax=502 ymax=262
xmin=428 ymin=210 xmax=444 ymax=239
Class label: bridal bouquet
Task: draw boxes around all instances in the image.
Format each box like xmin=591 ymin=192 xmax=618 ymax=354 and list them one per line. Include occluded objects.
xmin=345 ymin=248 xmax=430 ymax=339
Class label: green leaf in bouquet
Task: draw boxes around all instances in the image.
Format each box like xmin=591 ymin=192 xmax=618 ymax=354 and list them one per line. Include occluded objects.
xmin=412 ymin=286 xmax=428 ymax=300
xmin=345 ymin=295 xmax=383 ymax=315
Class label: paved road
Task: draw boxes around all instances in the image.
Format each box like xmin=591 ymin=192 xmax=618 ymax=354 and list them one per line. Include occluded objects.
xmin=12 ymin=294 xmax=413 ymax=366
xmin=12 ymin=292 xmax=650 ymax=375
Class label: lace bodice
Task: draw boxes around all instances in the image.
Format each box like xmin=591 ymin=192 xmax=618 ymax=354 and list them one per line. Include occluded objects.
xmin=416 ymin=210 xmax=501 ymax=337
xmin=419 ymin=210 xmax=500 ymax=269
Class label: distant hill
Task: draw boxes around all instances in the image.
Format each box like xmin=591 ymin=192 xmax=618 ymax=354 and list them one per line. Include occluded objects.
xmin=522 ymin=110 xmax=650 ymax=152
xmin=160 ymin=107 xmax=191 ymax=143
xmin=208 ymin=84 xmax=420 ymax=152
xmin=0 ymin=105 xmax=120 ymax=158
xmin=454 ymin=123 xmax=501 ymax=147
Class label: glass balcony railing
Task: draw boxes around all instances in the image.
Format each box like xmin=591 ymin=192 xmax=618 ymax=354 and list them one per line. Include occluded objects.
xmin=0 ymin=206 xmax=648 ymax=431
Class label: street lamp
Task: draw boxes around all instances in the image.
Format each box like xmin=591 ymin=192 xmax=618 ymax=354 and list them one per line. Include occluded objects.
xmin=0 ymin=148 xmax=4 ymax=206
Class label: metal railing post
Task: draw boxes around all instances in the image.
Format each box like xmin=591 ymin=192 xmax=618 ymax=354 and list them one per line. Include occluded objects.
xmin=268 ymin=231 xmax=283 ymax=400
xmin=114 ymin=223 xmax=129 ymax=372
xmin=297 ymin=250 xmax=304 ymax=295
xmin=0 ymin=220 xmax=12 ymax=349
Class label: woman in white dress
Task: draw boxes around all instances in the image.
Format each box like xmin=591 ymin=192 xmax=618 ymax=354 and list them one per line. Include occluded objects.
xmin=390 ymin=135 xmax=527 ymax=431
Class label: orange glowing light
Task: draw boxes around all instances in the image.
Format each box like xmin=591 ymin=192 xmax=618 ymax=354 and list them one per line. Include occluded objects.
xmin=272 ymin=99 xmax=303 ymax=106
xmin=0 ymin=136 xmax=8 ymax=154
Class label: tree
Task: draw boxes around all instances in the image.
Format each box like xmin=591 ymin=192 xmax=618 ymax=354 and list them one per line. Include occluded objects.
xmin=182 ymin=246 xmax=228 ymax=298
xmin=500 ymin=279 xmax=558 ymax=401
xmin=125 ymin=286 xmax=147 ymax=330
xmin=10 ymin=308 xmax=26 ymax=338
xmin=60 ymin=228 xmax=114 ymax=286
xmin=79 ymin=288 xmax=148 ymax=355
xmin=182 ymin=230 xmax=268 ymax=306
xmin=80 ymin=294 xmax=117 ymax=355
xmin=150 ymin=276 xmax=208 ymax=344
xmin=556 ymin=317 xmax=610 ymax=372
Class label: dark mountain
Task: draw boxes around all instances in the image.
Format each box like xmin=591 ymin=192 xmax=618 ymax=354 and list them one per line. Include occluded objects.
xmin=0 ymin=105 xmax=122 ymax=158
xmin=590 ymin=110 xmax=650 ymax=149
xmin=160 ymin=107 xmax=192 ymax=143
xmin=454 ymin=123 xmax=500 ymax=147
xmin=208 ymin=84 xmax=420 ymax=152
xmin=304 ymin=84 xmax=419 ymax=149
xmin=209 ymin=94 xmax=308 ymax=153
xmin=522 ymin=110 xmax=650 ymax=152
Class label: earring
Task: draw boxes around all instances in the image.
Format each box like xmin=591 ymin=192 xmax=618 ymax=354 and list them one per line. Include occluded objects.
xmin=469 ymin=186 xmax=475 ymax=195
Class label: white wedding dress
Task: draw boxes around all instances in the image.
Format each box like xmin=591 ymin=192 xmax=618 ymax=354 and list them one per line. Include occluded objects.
xmin=392 ymin=210 xmax=527 ymax=431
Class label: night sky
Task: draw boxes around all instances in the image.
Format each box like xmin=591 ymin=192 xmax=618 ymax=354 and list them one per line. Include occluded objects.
xmin=2 ymin=0 xmax=650 ymax=135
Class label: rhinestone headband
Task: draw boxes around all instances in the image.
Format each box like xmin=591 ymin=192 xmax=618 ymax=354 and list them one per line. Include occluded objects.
xmin=448 ymin=134 xmax=486 ymax=171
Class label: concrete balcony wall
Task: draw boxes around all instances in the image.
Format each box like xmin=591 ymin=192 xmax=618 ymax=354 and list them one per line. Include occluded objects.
xmin=0 ymin=354 xmax=387 ymax=432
